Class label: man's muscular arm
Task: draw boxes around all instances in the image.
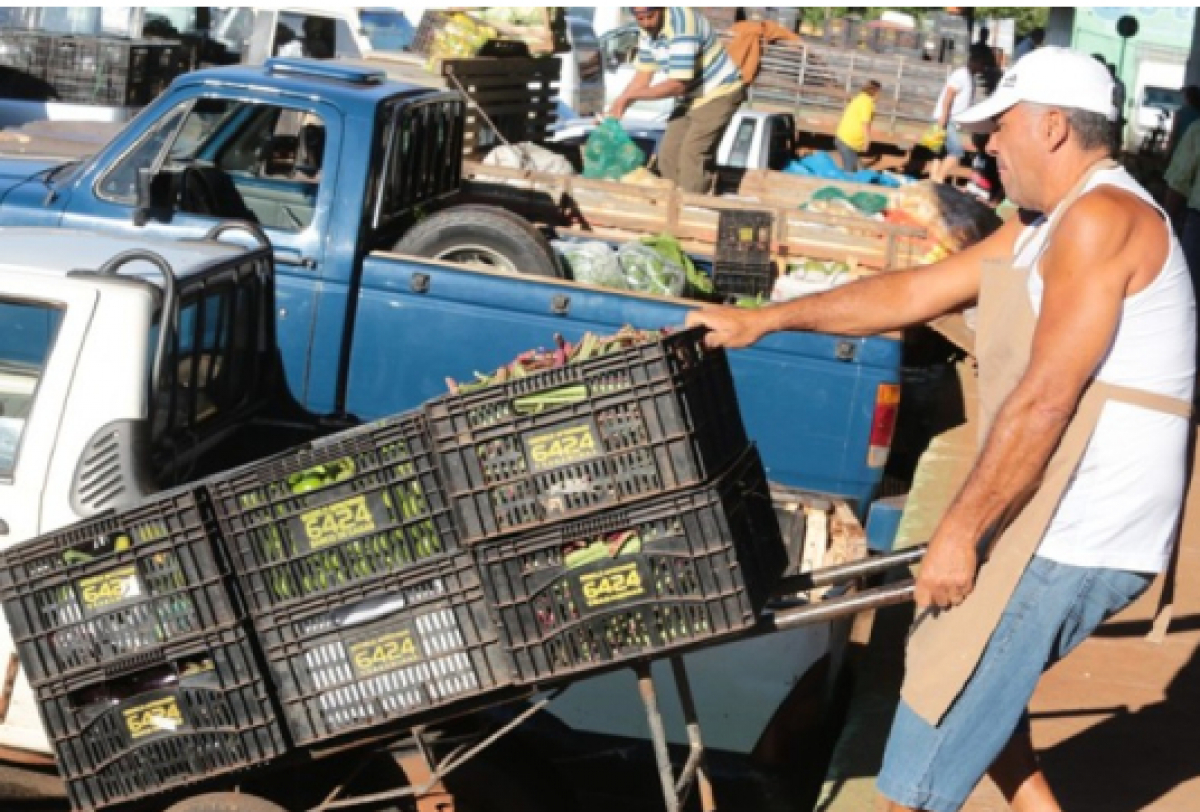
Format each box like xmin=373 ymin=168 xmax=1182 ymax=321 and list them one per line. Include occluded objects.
xmin=916 ymin=189 xmax=1162 ymax=609
xmin=686 ymin=215 xmax=1023 ymax=347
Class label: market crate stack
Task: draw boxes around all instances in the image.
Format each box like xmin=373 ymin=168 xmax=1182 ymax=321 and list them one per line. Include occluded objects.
xmin=208 ymin=412 xmax=515 ymax=746
xmin=427 ymin=326 xmax=788 ymax=685
xmin=0 ymin=488 xmax=286 ymax=812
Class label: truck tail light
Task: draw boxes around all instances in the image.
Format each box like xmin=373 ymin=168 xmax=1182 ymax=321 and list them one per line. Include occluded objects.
xmin=868 ymin=383 xmax=901 ymax=468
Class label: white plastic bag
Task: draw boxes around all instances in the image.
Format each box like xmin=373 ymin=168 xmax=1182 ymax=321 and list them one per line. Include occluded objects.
xmin=483 ymin=142 xmax=575 ymax=175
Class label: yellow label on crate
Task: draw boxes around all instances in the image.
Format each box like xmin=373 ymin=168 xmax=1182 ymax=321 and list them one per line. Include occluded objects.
xmin=301 ymin=495 xmax=377 ymax=550
xmin=79 ymin=565 xmax=143 ymax=613
xmin=526 ymin=422 xmax=600 ymax=472
xmin=580 ymin=562 xmax=645 ymax=607
xmin=123 ymin=697 xmax=185 ymax=740
xmin=349 ymin=629 xmax=423 ymax=677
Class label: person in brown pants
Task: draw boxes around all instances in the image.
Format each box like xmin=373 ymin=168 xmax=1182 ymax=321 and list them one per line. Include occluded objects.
xmin=609 ymin=8 xmax=746 ymax=193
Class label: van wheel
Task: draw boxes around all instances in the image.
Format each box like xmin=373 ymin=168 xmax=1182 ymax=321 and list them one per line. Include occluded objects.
xmin=163 ymin=792 xmax=289 ymax=812
xmin=393 ymin=205 xmax=563 ymax=278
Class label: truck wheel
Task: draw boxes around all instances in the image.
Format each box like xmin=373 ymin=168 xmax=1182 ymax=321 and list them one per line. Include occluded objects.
xmin=393 ymin=205 xmax=562 ymax=278
xmin=163 ymin=792 xmax=289 ymax=812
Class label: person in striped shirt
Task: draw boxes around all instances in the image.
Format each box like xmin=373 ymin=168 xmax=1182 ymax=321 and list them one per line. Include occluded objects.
xmin=609 ymin=8 xmax=746 ymax=193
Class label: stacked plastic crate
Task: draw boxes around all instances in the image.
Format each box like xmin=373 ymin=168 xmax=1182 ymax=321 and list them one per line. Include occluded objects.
xmin=207 ymin=412 xmax=513 ymax=746
xmin=0 ymin=487 xmax=287 ymax=812
xmin=425 ymin=327 xmax=788 ymax=685
xmin=45 ymin=36 xmax=184 ymax=107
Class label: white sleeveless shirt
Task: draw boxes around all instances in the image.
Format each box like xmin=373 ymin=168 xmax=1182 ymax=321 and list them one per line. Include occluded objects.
xmin=1015 ymin=166 xmax=1196 ymax=572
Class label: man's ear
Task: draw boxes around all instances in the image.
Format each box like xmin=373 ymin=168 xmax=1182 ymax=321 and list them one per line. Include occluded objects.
xmin=1042 ymin=108 xmax=1071 ymax=152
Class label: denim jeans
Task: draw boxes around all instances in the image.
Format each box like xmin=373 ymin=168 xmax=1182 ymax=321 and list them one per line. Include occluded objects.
xmin=834 ymin=137 xmax=861 ymax=172
xmin=876 ymin=556 xmax=1152 ymax=812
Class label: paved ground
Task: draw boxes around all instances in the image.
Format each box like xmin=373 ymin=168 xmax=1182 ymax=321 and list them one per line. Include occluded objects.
xmin=819 ymin=503 xmax=1200 ymax=812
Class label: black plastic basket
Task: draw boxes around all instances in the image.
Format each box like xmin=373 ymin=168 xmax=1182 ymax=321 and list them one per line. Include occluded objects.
xmin=715 ymin=209 xmax=772 ymax=265
xmin=0 ymin=489 xmax=239 ymax=687
xmin=425 ymin=328 xmax=749 ymax=544
xmin=40 ymin=625 xmax=287 ymax=812
xmin=474 ymin=448 xmax=786 ymax=685
xmin=713 ymin=210 xmax=774 ymax=300
xmin=209 ymin=412 xmax=459 ymax=614
xmin=255 ymin=554 xmax=512 ymax=746
xmin=712 ymin=260 xmax=776 ymax=300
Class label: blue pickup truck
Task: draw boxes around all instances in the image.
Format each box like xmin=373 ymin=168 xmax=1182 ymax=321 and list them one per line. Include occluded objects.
xmin=0 ymin=57 xmax=904 ymax=515
xmin=0 ymin=58 xmax=917 ymax=807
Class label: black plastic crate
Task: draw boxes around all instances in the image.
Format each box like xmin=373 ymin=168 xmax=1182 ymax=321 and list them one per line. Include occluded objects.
xmin=713 ymin=260 xmax=776 ymax=300
xmin=426 ymin=328 xmax=749 ymax=543
xmin=715 ymin=209 xmax=773 ymax=266
xmin=714 ymin=210 xmax=774 ymax=300
xmin=255 ymin=554 xmax=512 ymax=746
xmin=474 ymin=448 xmax=786 ymax=684
xmin=0 ymin=489 xmax=239 ymax=687
xmin=39 ymin=625 xmax=287 ymax=812
xmin=209 ymin=412 xmax=459 ymax=614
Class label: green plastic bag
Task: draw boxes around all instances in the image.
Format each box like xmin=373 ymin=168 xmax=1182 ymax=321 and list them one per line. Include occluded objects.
xmin=849 ymin=191 xmax=890 ymax=216
xmin=640 ymin=233 xmax=713 ymax=299
xmin=583 ymin=118 xmax=646 ymax=180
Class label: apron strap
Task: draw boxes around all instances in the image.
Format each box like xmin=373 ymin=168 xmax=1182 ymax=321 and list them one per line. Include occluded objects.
xmin=1092 ymin=380 xmax=1194 ymax=419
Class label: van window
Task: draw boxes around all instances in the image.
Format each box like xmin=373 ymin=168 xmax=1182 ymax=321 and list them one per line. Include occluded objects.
xmin=1143 ymin=85 xmax=1182 ymax=113
xmin=726 ymin=118 xmax=757 ymax=169
xmin=276 ymin=12 xmax=353 ymax=59
xmin=0 ymin=300 xmax=62 ymax=479
xmin=361 ymin=9 xmax=414 ymax=52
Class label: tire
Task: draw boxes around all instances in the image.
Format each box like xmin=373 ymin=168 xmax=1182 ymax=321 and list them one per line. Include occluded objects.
xmin=163 ymin=792 xmax=289 ymax=812
xmin=393 ymin=205 xmax=563 ymax=278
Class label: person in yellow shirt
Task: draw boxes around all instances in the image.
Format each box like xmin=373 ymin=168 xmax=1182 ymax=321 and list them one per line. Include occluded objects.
xmin=835 ymin=80 xmax=881 ymax=172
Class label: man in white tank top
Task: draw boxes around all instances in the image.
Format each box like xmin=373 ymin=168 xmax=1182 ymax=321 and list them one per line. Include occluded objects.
xmin=688 ymin=48 xmax=1195 ymax=812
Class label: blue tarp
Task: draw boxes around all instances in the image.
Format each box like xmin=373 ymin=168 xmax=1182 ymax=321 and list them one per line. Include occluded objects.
xmin=782 ymin=151 xmax=907 ymax=188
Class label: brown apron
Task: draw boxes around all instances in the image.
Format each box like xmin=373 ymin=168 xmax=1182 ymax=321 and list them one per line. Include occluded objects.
xmin=901 ymin=159 xmax=1194 ymax=725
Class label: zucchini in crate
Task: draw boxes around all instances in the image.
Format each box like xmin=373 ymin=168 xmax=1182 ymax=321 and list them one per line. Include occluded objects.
xmin=428 ymin=326 xmax=750 ymax=543
xmin=208 ymin=411 xmax=459 ymax=612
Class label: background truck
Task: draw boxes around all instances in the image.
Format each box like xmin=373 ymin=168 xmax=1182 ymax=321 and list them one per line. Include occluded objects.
xmin=0 ymin=56 xmax=924 ymax=791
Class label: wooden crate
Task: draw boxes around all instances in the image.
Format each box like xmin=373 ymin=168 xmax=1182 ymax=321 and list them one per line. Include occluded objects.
xmin=440 ymin=57 xmax=560 ymax=157
xmin=361 ymin=53 xmax=560 ymax=158
xmin=460 ymin=162 xmax=925 ymax=271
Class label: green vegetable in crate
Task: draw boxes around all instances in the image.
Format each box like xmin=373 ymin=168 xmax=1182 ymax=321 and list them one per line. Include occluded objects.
xmin=617 ymin=242 xmax=685 ymax=297
xmin=640 ymin=233 xmax=713 ymax=298
xmin=285 ymin=457 xmax=356 ymax=495
xmin=445 ymin=326 xmax=668 ymax=396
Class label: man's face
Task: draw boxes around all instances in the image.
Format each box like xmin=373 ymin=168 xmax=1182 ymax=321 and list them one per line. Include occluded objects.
xmin=987 ymin=103 xmax=1046 ymax=210
xmin=632 ymin=7 xmax=664 ymax=37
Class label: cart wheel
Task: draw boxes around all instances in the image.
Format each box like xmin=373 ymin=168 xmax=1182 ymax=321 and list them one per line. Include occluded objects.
xmin=164 ymin=792 xmax=289 ymax=812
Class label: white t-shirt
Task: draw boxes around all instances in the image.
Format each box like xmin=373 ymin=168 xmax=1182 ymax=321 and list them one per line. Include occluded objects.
xmin=932 ymin=67 xmax=974 ymax=123
xmin=1018 ymin=167 xmax=1196 ymax=573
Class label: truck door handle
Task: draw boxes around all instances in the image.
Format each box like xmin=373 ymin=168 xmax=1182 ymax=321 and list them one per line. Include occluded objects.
xmin=0 ymin=518 xmax=8 ymax=536
xmin=275 ymin=249 xmax=316 ymax=269
xmin=551 ymin=294 xmax=571 ymax=316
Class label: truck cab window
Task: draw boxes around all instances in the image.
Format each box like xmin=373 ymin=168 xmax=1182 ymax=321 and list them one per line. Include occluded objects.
xmin=0 ymin=301 xmax=62 ymax=479
xmin=99 ymin=97 xmax=326 ymax=233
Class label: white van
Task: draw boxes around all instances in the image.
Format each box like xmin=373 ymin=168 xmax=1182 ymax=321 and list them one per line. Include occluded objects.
xmin=215 ymin=7 xmax=414 ymax=64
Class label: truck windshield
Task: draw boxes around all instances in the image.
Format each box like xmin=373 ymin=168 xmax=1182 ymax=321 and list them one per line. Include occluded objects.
xmin=0 ymin=301 xmax=62 ymax=479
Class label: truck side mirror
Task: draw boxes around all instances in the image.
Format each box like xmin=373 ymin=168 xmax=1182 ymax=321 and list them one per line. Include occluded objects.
xmin=133 ymin=168 xmax=176 ymax=227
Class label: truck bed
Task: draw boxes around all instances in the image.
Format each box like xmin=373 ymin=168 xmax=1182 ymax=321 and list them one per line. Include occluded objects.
xmin=345 ymin=252 xmax=903 ymax=511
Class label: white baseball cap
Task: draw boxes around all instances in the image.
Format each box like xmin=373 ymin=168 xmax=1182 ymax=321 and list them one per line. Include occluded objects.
xmin=955 ymin=47 xmax=1118 ymax=133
